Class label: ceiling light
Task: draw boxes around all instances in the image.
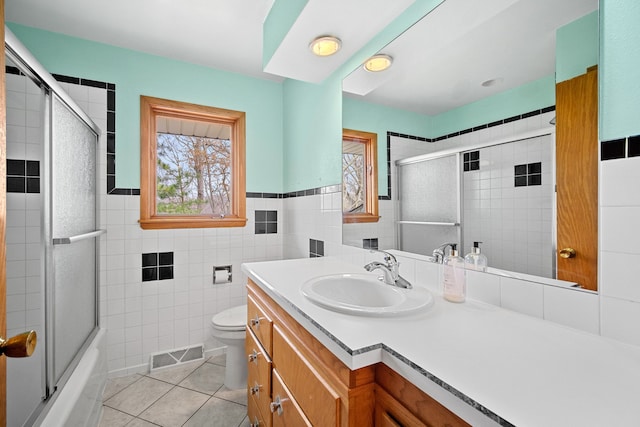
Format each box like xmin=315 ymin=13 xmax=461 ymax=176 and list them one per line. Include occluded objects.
xmin=481 ymin=77 xmax=503 ymax=87
xmin=364 ymin=54 xmax=393 ymax=72
xmin=309 ymin=36 xmax=342 ymax=57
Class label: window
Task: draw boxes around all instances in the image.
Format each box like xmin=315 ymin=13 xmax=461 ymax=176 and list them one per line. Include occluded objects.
xmin=140 ymin=96 xmax=246 ymax=229
xmin=342 ymin=128 xmax=379 ymax=223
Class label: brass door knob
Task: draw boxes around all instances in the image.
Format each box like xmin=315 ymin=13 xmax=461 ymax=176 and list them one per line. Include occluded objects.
xmin=0 ymin=330 xmax=37 ymax=358
xmin=559 ymin=248 xmax=577 ymax=259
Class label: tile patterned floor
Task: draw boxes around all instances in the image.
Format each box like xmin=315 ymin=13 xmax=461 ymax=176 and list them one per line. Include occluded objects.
xmin=100 ymin=355 xmax=249 ymax=427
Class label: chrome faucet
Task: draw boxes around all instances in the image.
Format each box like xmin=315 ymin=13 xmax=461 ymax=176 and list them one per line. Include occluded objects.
xmin=432 ymin=242 xmax=457 ymax=263
xmin=364 ymin=250 xmax=412 ymax=289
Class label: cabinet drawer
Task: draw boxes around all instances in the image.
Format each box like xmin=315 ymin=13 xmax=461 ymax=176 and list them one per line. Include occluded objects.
xmin=247 ymin=329 xmax=272 ymax=424
xmin=271 ymin=369 xmax=312 ymax=427
xmin=248 ymin=294 xmax=273 ymax=355
xmin=248 ymin=393 xmax=269 ymax=427
xmin=272 ymin=325 xmax=340 ymax=426
xmin=375 ymin=385 xmax=425 ymax=427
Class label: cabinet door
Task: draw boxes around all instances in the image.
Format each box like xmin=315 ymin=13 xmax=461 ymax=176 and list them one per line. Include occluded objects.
xmin=272 ymin=325 xmax=341 ymax=426
xmin=271 ymin=369 xmax=312 ymax=427
xmin=247 ymin=329 xmax=272 ymax=425
xmin=248 ymin=293 xmax=273 ymax=356
xmin=248 ymin=392 xmax=269 ymax=427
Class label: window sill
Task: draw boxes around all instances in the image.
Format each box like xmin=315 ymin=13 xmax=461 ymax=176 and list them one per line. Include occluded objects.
xmin=139 ymin=216 xmax=247 ymax=230
xmin=343 ymin=213 xmax=381 ymax=224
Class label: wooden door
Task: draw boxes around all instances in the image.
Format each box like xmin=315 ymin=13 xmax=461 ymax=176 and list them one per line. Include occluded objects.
xmin=556 ymin=67 xmax=598 ymax=291
xmin=1 ymin=0 xmax=7 ymax=423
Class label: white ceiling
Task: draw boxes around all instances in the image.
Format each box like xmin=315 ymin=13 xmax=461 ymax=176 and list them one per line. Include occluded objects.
xmin=6 ymin=0 xmax=598 ymax=116
xmin=343 ymin=0 xmax=598 ymax=115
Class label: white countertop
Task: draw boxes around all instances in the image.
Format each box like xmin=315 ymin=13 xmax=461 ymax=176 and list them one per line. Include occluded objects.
xmin=242 ymin=257 xmax=640 ymax=427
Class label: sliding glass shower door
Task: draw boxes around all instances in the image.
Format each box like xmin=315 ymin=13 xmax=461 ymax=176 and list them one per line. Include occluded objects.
xmin=396 ymin=153 xmax=461 ymax=256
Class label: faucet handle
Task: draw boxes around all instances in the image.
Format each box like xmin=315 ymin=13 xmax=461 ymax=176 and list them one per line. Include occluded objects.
xmin=369 ymin=249 xmax=397 ymax=265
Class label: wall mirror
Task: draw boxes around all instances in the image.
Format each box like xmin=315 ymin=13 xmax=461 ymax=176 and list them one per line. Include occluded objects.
xmin=342 ymin=0 xmax=599 ymax=290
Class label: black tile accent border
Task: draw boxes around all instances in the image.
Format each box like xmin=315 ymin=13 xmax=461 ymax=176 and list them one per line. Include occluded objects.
xmin=384 ymin=105 xmax=555 ymax=199
xmin=309 ymin=239 xmax=324 ymax=257
xmin=629 ymin=135 xmax=640 ymax=158
xmin=601 ymin=138 xmax=627 ymax=160
xmin=6 ymin=159 xmax=40 ymax=193
xmin=271 ymin=276 xmax=514 ymax=427
xmin=142 ymin=251 xmax=174 ymax=281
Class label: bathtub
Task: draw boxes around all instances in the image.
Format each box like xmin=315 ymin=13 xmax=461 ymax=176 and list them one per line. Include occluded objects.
xmin=35 ymin=329 xmax=108 ymax=427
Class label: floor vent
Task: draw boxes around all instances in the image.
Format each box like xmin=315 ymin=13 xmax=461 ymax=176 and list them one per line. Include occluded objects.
xmin=150 ymin=344 xmax=204 ymax=371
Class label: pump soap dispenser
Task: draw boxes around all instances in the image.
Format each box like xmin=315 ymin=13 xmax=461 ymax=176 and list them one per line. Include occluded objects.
xmin=465 ymin=241 xmax=488 ymax=272
xmin=443 ymin=244 xmax=466 ymax=303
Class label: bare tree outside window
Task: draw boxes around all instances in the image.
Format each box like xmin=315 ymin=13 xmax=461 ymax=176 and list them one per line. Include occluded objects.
xmin=157 ymin=133 xmax=232 ymax=216
xmin=342 ymin=150 xmax=365 ymax=213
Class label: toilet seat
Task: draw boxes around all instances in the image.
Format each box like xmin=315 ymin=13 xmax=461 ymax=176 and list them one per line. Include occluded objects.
xmin=211 ymin=305 xmax=247 ymax=332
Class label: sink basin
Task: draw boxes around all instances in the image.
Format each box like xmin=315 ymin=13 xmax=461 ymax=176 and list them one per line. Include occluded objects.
xmin=301 ymin=274 xmax=433 ymax=316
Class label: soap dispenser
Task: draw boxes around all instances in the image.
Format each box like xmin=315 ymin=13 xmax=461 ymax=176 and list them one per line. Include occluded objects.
xmin=464 ymin=241 xmax=488 ymax=272
xmin=443 ymin=244 xmax=466 ymax=303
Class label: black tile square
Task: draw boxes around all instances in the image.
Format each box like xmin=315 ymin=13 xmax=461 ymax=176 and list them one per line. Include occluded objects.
xmin=7 ymin=176 xmax=25 ymax=193
xmin=142 ymin=267 xmax=158 ymax=281
xmin=107 ymin=90 xmax=116 ymax=112
xmin=514 ymin=164 xmax=527 ymax=176
xmin=528 ymin=162 xmax=542 ymax=174
xmin=266 ymin=223 xmax=277 ymax=234
xmin=159 ymin=266 xmax=173 ymax=280
xmin=463 ymin=152 xmax=470 ymax=162
xmin=106 ymin=133 xmax=116 ymax=154
xmin=142 ymin=252 xmax=158 ymax=267
xmin=309 ymin=239 xmax=316 ymax=254
xmin=528 ymin=174 xmax=542 ymax=186
xmin=255 ymin=210 xmax=267 ymax=222
xmin=159 ymin=252 xmax=173 ymax=266
xmin=370 ymin=239 xmax=379 ymax=250
xmin=26 ymin=178 xmax=40 ymax=193
xmin=255 ymin=223 xmax=267 ymax=234
xmin=107 ymin=153 xmax=116 ymax=175
xmin=470 ymin=151 xmax=480 ymax=161
xmin=470 ymin=161 xmax=480 ymax=171
xmin=628 ymin=135 xmax=640 ymax=157
xmin=26 ymin=161 xmax=39 ymax=177
xmin=316 ymin=240 xmax=324 ymax=256
xmin=463 ymin=163 xmax=470 ymax=172
xmin=7 ymin=159 xmax=25 ymax=176
xmin=515 ymin=176 xmax=528 ymax=187
xmin=601 ymin=139 xmax=626 ymax=161
xmin=107 ymin=175 xmax=116 ymax=192
xmin=107 ymin=111 xmax=116 ymax=131
xmin=266 ymin=210 xmax=277 ymax=221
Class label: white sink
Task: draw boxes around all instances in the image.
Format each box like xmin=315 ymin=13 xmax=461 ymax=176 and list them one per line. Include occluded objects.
xmin=301 ymin=273 xmax=433 ymax=316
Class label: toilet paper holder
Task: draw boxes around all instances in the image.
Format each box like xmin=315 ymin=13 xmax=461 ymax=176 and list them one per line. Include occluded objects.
xmin=213 ymin=265 xmax=232 ymax=284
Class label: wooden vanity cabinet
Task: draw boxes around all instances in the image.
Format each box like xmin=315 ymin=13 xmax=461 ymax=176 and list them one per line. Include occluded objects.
xmin=246 ymin=279 xmax=469 ymax=427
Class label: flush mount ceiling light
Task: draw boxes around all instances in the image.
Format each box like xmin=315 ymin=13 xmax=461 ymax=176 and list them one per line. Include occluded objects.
xmin=481 ymin=77 xmax=504 ymax=87
xmin=364 ymin=54 xmax=393 ymax=72
xmin=309 ymin=36 xmax=342 ymax=57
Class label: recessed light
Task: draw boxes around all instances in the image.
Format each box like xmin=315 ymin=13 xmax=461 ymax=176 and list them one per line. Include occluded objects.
xmin=309 ymin=36 xmax=342 ymax=57
xmin=364 ymin=54 xmax=393 ymax=72
xmin=481 ymin=77 xmax=504 ymax=87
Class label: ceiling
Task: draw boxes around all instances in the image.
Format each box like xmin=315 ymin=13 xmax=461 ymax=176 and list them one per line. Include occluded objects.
xmin=343 ymin=0 xmax=598 ymax=115
xmin=6 ymin=0 xmax=598 ymax=116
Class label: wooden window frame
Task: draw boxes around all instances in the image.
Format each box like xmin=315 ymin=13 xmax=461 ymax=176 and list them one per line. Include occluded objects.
xmin=342 ymin=128 xmax=379 ymax=224
xmin=139 ymin=95 xmax=246 ymax=229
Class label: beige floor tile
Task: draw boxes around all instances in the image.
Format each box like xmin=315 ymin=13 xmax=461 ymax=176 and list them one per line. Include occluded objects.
xmin=238 ymin=416 xmax=251 ymax=427
xmin=103 ymin=374 xmax=144 ymax=400
xmin=147 ymin=360 xmax=203 ymax=385
xmin=207 ymin=354 xmax=226 ymax=367
xmin=98 ymin=406 xmax=134 ymax=427
xmin=183 ymin=397 xmax=248 ymax=427
xmin=179 ymin=362 xmax=225 ymax=395
xmin=104 ymin=376 xmax=173 ymax=416
xmin=214 ymin=385 xmax=248 ymax=406
xmin=138 ymin=386 xmax=209 ymax=427
xmin=125 ymin=419 xmax=159 ymax=427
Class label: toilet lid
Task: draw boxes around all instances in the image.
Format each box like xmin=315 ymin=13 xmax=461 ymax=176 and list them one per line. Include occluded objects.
xmin=211 ymin=305 xmax=247 ymax=331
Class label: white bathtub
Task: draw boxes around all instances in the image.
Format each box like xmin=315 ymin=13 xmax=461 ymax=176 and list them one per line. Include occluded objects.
xmin=35 ymin=328 xmax=108 ymax=427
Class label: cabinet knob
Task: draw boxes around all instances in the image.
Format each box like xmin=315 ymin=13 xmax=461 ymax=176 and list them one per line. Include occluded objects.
xmin=270 ymin=395 xmax=288 ymax=415
xmin=248 ymin=349 xmax=261 ymax=364
xmin=250 ymin=315 xmax=262 ymax=328
xmin=250 ymin=382 xmax=262 ymax=397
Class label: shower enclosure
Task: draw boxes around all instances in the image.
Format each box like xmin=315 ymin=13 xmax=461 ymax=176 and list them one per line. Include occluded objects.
xmin=5 ymin=29 xmax=104 ymax=426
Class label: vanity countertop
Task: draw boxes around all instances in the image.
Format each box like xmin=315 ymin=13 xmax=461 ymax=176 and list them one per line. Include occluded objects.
xmin=242 ymin=257 xmax=640 ymax=427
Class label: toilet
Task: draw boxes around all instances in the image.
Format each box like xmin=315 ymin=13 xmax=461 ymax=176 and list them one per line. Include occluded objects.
xmin=210 ymin=305 xmax=248 ymax=389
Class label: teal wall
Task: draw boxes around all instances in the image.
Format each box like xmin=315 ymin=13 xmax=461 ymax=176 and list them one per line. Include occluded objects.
xmin=600 ymin=0 xmax=640 ymax=140
xmin=556 ymin=11 xmax=599 ymax=83
xmin=8 ymin=23 xmax=284 ymax=193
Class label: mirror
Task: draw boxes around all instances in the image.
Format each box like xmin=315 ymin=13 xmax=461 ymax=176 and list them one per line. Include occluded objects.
xmin=341 ymin=0 xmax=599 ymax=289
